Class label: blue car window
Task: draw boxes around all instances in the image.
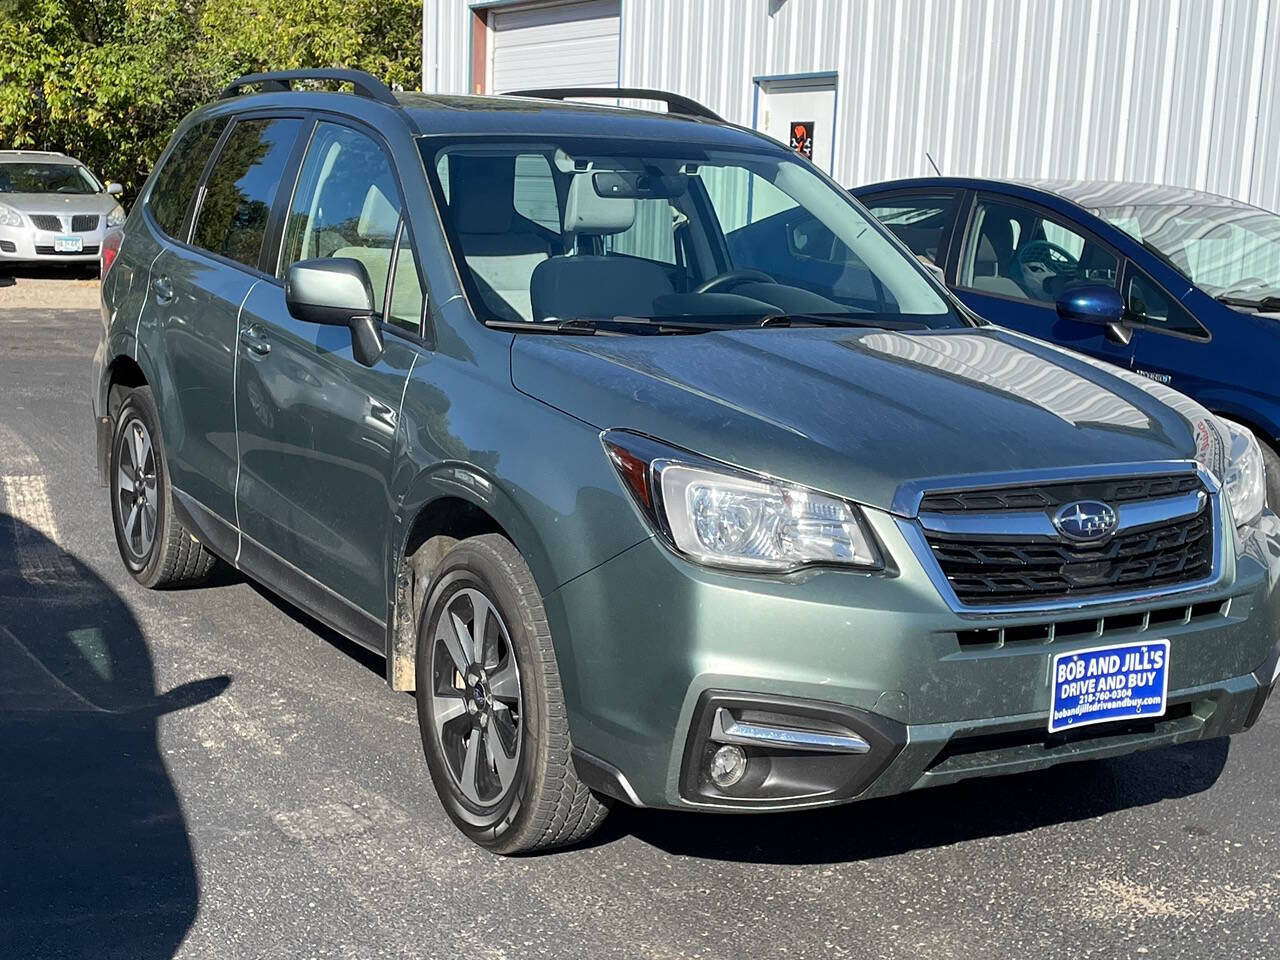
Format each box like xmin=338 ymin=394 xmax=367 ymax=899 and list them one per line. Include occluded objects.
xmin=960 ymin=199 xmax=1118 ymax=304
xmin=1125 ymin=269 xmax=1206 ymax=338
xmin=864 ymin=193 xmax=958 ymax=266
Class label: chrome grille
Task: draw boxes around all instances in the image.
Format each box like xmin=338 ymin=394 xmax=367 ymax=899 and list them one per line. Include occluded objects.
xmin=914 ymin=472 xmax=1217 ymax=608
xmin=28 ymin=214 xmax=62 ymax=231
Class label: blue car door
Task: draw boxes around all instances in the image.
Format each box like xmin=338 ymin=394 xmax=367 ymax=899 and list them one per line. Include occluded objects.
xmin=1116 ymin=262 xmax=1214 ymax=395
xmin=951 ymin=194 xmax=1134 ymax=370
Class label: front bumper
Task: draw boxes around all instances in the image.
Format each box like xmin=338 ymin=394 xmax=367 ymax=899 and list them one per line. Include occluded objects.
xmin=549 ymin=509 xmax=1280 ymax=811
xmin=0 ymin=220 xmax=114 ymax=263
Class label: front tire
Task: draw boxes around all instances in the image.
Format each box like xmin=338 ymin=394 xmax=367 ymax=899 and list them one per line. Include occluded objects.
xmin=416 ymin=534 xmax=609 ymax=854
xmin=109 ymin=386 xmax=218 ymax=588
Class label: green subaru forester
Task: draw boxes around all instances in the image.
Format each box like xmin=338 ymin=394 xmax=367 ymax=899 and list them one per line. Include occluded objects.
xmin=92 ymin=70 xmax=1280 ymax=854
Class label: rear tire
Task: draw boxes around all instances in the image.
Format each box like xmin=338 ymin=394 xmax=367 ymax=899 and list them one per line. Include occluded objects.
xmin=109 ymin=386 xmax=219 ymax=588
xmin=415 ymin=534 xmax=610 ymax=854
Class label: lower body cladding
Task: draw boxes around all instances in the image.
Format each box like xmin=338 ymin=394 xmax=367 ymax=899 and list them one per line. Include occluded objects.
xmin=550 ymin=513 xmax=1280 ymax=812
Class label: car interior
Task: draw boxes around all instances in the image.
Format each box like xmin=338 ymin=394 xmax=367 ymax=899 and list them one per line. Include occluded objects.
xmin=963 ymin=201 xmax=1117 ymax=303
xmin=429 ymin=146 xmax=943 ymax=326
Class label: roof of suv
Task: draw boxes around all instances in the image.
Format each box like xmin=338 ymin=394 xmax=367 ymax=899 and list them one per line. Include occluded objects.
xmin=211 ymin=79 xmax=774 ymax=153
xmin=398 ymin=91 xmax=765 ymax=146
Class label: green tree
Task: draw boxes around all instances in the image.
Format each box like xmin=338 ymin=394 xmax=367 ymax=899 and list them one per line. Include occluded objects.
xmin=0 ymin=0 xmax=420 ymax=198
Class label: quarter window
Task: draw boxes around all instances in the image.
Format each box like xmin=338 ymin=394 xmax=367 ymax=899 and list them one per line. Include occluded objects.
xmin=147 ymin=117 xmax=229 ymax=240
xmin=1125 ymin=268 xmax=1206 ymax=338
xmin=281 ymin=122 xmax=403 ymax=317
xmin=864 ymin=193 xmax=959 ymax=266
xmin=385 ymin=226 xmax=426 ymax=334
xmin=960 ymin=199 xmax=1118 ymax=304
xmin=193 ymin=117 xmax=302 ymax=268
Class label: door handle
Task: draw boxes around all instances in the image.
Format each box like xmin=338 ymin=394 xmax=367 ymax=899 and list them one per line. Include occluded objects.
xmin=240 ymin=324 xmax=271 ymax=356
xmin=151 ymin=274 xmax=173 ymax=304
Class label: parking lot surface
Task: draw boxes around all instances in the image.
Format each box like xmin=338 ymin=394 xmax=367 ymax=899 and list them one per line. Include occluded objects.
xmin=2 ymin=302 xmax=1278 ymax=960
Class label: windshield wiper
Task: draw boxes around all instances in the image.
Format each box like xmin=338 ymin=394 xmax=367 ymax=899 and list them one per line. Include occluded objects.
xmin=759 ymin=313 xmax=929 ymax=330
xmin=484 ymin=317 xmax=601 ymax=335
xmin=483 ymin=316 xmax=712 ymax=335
xmin=1217 ymin=294 xmax=1280 ymax=312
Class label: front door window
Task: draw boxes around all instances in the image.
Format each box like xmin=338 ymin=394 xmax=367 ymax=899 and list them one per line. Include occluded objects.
xmin=959 ymin=199 xmax=1118 ymax=304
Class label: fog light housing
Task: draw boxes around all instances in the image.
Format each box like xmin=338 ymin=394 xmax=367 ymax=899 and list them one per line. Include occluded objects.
xmin=708 ymin=744 xmax=748 ymax=788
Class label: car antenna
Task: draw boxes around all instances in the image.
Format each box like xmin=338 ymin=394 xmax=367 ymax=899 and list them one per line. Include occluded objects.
xmin=926 ymin=151 xmax=942 ymax=176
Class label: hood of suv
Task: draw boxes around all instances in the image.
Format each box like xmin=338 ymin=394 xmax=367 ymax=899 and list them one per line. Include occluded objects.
xmin=512 ymin=326 xmax=1217 ymax=513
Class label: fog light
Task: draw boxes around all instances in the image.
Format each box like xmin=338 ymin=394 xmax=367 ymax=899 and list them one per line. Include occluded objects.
xmin=708 ymin=744 xmax=748 ymax=788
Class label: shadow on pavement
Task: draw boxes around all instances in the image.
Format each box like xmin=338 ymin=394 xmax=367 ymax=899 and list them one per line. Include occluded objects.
xmin=0 ymin=515 xmax=229 ymax=959
xmin=0 ymin=262 xmax=98 ymax=281
xmin=599 ymin=735 xmax=1228 ymax=864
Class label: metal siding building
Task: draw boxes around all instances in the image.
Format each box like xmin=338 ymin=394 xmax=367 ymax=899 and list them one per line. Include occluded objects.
xmin=424 ymin=0 xmax=1280 ymax=212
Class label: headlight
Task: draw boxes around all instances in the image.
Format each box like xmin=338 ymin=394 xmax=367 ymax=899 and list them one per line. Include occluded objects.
xmin=106 ymin=203 xmax=126 ymax=228
xmin=1213 ymin=418 xmax=1267 ymax=528
xmin=0 ymin=203 xmax=22 ymax=227
xmin=603 ymin=430 xmax=880 ymax=571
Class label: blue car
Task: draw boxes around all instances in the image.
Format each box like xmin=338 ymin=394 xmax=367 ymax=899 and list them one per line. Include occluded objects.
xmin=848 ymin=177 xmax=1280 ymax=505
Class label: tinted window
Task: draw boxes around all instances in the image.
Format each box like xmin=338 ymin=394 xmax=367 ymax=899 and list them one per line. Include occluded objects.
xmin=513 ymin=153 xmax=559 ymax=234
xmin=147 ymin=117 xmax=228 ymax=239
xmin=193 ymin=117 xmax=301 ymax=268
xmin=865 ymin=193 xmax=958 ymax=265
xmin=1125 ymin=268 xmax=1206 ymax=338
xmin=281 ymin=122 xmax=402 ymax=314
xmin=959 ymin=198 xmax=1118 ymax=304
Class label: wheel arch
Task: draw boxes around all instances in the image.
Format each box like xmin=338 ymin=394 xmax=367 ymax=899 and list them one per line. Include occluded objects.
xmin=386 ymin=470 xmax=556 ymax=692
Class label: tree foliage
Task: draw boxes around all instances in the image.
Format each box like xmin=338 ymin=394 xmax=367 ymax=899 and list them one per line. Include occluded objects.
xmin=0 ymin=0 xmax=420 ymax=197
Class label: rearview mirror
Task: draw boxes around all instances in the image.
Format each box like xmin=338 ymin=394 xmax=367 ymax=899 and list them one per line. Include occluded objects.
xmin=285 ymin=258 xmax=384 ymax=367
xmin=105 ymin=181 xmax=123 ymax=197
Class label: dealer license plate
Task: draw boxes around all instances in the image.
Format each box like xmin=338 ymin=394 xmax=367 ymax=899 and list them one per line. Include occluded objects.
xmin=53 ymin=235 xmax=83 ymax=253
xmin=1049 ymin=639 xmax=1169 ymax=733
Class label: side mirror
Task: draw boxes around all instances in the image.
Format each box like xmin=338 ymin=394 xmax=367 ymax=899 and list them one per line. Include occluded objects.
xmin=285 ymin=258 xmax=385 ymax=367
xmin=1056 ymin=282 xmax=1132 ymax=345
xmin=105 ymin=181 xmax=124 ymax=197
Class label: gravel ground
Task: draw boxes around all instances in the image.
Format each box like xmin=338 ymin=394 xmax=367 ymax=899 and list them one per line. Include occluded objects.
xmin=0 ymin=264 xmax=101 ymax=310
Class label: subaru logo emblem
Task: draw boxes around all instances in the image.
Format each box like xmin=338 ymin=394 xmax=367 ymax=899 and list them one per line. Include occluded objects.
xmin=1053 ymin=500 xmax=1118 ymax=542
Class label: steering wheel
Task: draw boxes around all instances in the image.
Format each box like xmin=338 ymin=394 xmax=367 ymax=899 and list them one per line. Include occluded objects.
xmin=693 ymin=268 xmax=775 ymax=295
xmin=1013 ymin=239 xmax=1079 ymax=299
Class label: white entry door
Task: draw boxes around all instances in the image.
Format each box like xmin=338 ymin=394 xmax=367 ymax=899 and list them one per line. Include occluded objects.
xmin=754 ymin=76 xmax=838 ymax=174
xmin=489 ymin=0 xmax=620 ymax=93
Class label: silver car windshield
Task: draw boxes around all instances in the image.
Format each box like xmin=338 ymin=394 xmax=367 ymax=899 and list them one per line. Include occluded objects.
xmin=421 ymin=137 xmax=962 ymax=332
xmin=1093 ymin=201 xmax=1280 ymax=302
xmin=0 ymin=162 xmax=100 ymax=195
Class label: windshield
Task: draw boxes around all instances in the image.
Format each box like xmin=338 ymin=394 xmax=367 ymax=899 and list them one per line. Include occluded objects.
xmin=0 ymin=162 xmax=100 ymax=195
xmin=1092 ymin=202 xmax=1280 ymax=302
xmin=420 ymin=137 xmax=963 ymax=333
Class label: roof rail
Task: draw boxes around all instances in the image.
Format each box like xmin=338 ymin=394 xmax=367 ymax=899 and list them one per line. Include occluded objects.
xmin=220 ymin=69 xmax=399 ymax=107
xmin=503 ymin=87 xmax=723 ymax=122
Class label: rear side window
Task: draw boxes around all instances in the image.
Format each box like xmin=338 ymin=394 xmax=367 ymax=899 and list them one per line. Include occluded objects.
xmin=147 ymin=117 xmax=228 ymax=239
xmin=193 ymin=117 xmax=302 ymax=269
xmin=864 ymin=193 xmax=959 ymax=266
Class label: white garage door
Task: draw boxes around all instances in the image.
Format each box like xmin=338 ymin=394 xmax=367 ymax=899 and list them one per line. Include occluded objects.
xmin=489 ymin=0 xmax=620 ymax=93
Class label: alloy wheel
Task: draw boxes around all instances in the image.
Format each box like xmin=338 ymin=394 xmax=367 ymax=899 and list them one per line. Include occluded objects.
xmin=115 ymin=417 xmax=158 ymax=560
xmin=429 ymin=586 xmax=523 ymax=807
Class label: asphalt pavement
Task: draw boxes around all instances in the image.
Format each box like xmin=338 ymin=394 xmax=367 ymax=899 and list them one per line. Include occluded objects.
xmin=1 ymin=304 xmax=1278 ymax=960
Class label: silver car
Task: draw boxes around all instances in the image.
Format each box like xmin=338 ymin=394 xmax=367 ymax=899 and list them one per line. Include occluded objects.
xmin=0 ymin=151 xmax=126 ymax=267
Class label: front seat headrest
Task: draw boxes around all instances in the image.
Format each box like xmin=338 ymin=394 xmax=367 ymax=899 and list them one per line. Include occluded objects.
xmin=563 ymin=173 xmax=636 ymax=239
